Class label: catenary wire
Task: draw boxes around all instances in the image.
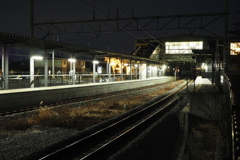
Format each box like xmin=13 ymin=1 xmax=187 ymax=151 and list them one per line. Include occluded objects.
xmin=77 ymin=0 xmax=159 ymax=49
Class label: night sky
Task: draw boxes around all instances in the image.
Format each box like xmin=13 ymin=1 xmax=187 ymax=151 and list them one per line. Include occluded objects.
xmin=0 ymin=0 xmax=239 ymax=54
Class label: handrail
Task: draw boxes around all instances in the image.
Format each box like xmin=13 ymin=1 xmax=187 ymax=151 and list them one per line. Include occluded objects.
xmin=223 ymin=73 xmax=239 ymax=160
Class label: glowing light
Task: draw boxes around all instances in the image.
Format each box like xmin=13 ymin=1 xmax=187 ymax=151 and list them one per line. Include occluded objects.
xmin=165 ymin=41 xmax=203 ymax=54
xmin=230 ymin=42 xmax=240 ymax=55
xmin=124 ymin=63 xmax=128 ymax=66
xmin=204 ymin=65 xmax=208 ymax=71
xmin=93 ymin=60 xmax=99 ymax=64
xmin=110 ymin=62 xmax=115 ymax=65
xmin=68 ymin=58 xmax=76 ymax=62
xmin=32 ymin=56 xmax=43 ymax=60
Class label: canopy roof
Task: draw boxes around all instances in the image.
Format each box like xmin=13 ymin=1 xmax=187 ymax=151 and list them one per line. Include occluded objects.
xmin=0 ymin=32 xmax=162 ymax=64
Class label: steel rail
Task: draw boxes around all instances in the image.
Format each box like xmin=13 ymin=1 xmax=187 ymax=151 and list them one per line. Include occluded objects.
xmin=0 ymin=81 xmax=177 ymax=116
xmin=38 ymin=82 xmax=187 ymax=160
xmin=80 ymin=95 xmax=179 ymax=160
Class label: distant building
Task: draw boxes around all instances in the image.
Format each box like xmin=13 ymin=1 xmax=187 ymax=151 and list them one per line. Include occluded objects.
xmin=229 ymin=38 xmax=240 ymax=71
xmin=133 ymin=33 xmax=240 ymax=82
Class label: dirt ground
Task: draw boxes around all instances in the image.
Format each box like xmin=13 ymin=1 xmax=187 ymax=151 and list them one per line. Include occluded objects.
xmin=183 ymin=114 xmax=223 ymax=160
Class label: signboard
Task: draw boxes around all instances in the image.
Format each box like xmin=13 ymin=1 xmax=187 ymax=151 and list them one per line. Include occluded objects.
xmin=97 ymin=66 xmax=102 ymax=74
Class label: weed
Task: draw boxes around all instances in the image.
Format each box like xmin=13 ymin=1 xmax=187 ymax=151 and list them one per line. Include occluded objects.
xmin=0 ymin=81 xmax=183 ymax=132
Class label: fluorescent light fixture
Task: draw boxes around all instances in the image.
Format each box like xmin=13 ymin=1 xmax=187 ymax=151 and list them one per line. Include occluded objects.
xmin=93 ymin=60 xmax=99 ymax=64
xmin=110 ymin=62 xmax=115 ymax=65
xmin=32 ymin=56 xmax=43 ymax=60
xmin=162 ymin=65 xmax=167 ymax=69
xmin=204 ymin=66 xmax=208 ymax=71
xmin=68 ymin=58 xmax=76 ymax=62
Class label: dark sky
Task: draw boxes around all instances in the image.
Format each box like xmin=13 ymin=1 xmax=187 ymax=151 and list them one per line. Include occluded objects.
xmin=0 ymin=0 xmax=239 ymax=54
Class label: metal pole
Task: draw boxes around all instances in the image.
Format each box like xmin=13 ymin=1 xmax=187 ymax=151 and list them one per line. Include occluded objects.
xmin=1 ymin=47 xmax=4 ymax=76
xmin=2 ymin=46 xmax=8 ymax=90
xmin=1 ymin=47 xmax=4 ymax=89
xmin=30 ymin=0 xmax=34 ymax=37
xmin=146 ymin=63 xmax=148 ymax=78
xmin=224 ymin=0 xmax=229 ymax=74
xmin=224 ymin=1 xmax=232 ymax=159
xmin=175 ymin=69 xmax=176 ymax=81
xmin=52 ymin=50 xmax=55 ymax=77
xmin=73 ymin=55 xmax=76 ymax=85
xmin=4 ymin=46 xmax=9 ymax=89
xmin=93 ymin=61 xmax=96 ymax=83
xmin=44 ymin=51 xmax=48 ymax=87
xmin=4 ymin=47 xmax=9 ymax=89
xmin=130 ymin=60 xmax=132 ymax=80
xmin=120 ymin=59 xmax=123 ymax=81
xmin=194 ymin=68 xmax=195 ymax=92
xmin=108 ymin=57 xmax=111 ymax=82
xmin=30 ymin=50 xmax=34 ymax=88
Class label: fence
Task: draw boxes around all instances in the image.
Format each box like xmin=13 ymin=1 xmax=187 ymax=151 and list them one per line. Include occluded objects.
xmin=0 ymin=73 xmax=141 ymax=89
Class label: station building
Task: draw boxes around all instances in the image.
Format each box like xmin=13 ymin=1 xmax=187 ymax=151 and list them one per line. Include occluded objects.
xmin=134 ymin=33 xmax=240 ymax=86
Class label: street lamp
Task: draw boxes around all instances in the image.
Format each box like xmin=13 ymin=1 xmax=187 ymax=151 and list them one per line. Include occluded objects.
xmin=92 ymin=60 xmax=99 ymax=83
xmin=93 ymin=60 xmax=99 ymax=64
xmin=68 ymin=58 xmax=76 ymax=84
xmin=32 ymin=56 xmax=43 ymax=60
xmin=30 ymin=55 xmax=43 ymax=88
xmin=68 ymin=58 xmax=76 ymax=62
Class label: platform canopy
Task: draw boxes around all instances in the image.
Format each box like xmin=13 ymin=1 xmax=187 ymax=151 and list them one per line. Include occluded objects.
xmin=0 ymin=32 xmax=162 ymax=64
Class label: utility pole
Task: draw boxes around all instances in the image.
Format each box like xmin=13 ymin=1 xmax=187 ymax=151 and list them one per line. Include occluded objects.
xmin=224 ymin=1 xmax=232 ymax=159
xmin=30 ymin=0 xmax=34 ymax=37
xmin=224 ymin=0 xmax=229 ymax=74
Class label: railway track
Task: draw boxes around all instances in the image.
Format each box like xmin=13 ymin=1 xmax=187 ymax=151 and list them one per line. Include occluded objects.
xmin=0 ymin=81 xmax=182 ymax=116
xmin=38 ymin=87 xmax=184 ymax=160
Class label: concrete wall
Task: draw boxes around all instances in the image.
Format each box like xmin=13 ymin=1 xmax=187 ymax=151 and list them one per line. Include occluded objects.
xmin=0 ymin=76 xmax=174 ymax=109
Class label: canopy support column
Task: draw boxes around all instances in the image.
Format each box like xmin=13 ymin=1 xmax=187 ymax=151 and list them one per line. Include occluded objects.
xmin=44 ymin=51 xmax=48 ymax=87
xmin=30 ymin=50 xmax=34 ymax=88
xmin=2 ymin=46 xmax=9 ymax=90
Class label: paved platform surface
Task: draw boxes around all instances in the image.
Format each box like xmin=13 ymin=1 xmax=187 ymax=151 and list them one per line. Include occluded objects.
xmin=0 ymin=77 xmax=174 ymax=109
xmin=179 ymin=76 xmax=219 ymax=119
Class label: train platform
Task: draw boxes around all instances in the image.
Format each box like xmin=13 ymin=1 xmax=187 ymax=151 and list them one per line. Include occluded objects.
xmin=178 ymin=76 xmax=219 ymax=119
xmin=177 ymin=76 xmax=221 ymax=160
xmin=0 ymin=76 xmax=174 ymax=109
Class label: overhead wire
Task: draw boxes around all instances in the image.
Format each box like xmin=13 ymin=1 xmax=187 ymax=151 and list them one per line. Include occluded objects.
xmin=100 ymin=1 xmax=165 ymax=47
xmin=54 ymin=0 xmax=163 ymax=51
xmin=78 ymin=0 xmax=160 ymax=49
xmin=55 ymin=0 xmax=92 ymax=13
xmin=54 ymin=0 xmax=123 ymax=51
xmin=99 ymin=0 xmax=165 ymax=46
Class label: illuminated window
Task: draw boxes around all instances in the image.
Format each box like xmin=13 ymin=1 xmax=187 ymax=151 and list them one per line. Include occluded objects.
xmin=230 ymin=42 xmax=240 ymax=55
xmin=165 ymin=41 xmax=203 ymax=54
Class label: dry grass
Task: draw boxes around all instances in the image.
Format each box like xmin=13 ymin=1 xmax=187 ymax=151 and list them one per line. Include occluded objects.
xmin=0 ymin=81 xmax=184 ymax=134
xmin=184 ymin=115 xmax=218 ymax=160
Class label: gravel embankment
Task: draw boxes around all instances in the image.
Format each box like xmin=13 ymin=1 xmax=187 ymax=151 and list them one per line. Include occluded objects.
xmin=0 ymin=81 xmax=186 ymax=160
xmin=0 ymin=128 xmax=79 ymax=160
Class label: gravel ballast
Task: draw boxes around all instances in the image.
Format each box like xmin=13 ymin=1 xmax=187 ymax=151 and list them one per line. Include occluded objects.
xmin=0 ymin=81 xmax=186 ymax=160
